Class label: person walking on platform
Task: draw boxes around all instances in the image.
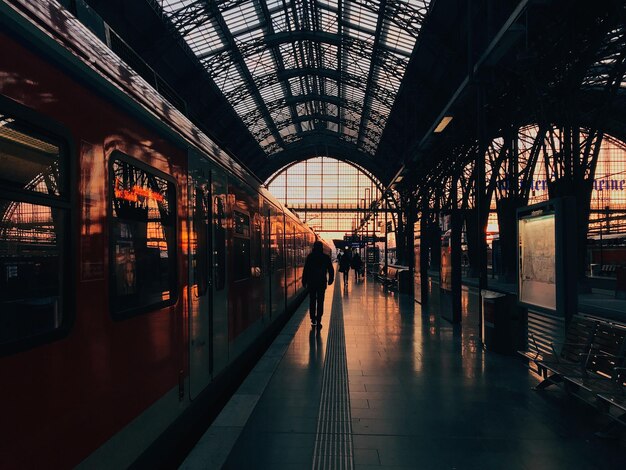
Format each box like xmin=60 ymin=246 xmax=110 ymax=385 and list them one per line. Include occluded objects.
xmin=351 ymin=250 xmax=363 ymax=281
xmin=338 ymin=249 xmax=351 ymax=286
xmin=302 ymin=240 xmax=334 ymax=328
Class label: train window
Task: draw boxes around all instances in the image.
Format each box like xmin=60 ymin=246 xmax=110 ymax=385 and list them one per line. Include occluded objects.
xmin=234 ymin=210 xmax=250 ymax=236
xmin=213 ymin=195 xmax=226 ymax=290
xmin=0 ymin=116 xmax=69 ymax=348
xmin=233 ymin=237 xmax=251 ymax=281
xmin=109 ymin=157 xmax=177 ymax=317
xmin=274 ymin=225 xmax=283 ymax=269
xmin=192 ymin=185 xmax=209 ymax=296
xmin=250 ymin=214 xmax=262 ymax=277
xmin=232 ymin=209 xmax=251 ymax=281
xmin=0 ymin=115 xmax=64 ymax=196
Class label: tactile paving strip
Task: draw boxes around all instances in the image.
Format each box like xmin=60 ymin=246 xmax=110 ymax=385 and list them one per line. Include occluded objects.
xmin=312 ymin=282 xmax=354 ymax=470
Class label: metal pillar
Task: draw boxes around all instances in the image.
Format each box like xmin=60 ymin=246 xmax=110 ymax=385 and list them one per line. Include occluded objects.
xmin=365 ymin=188 xmax=370 ymax=268
xmin=384 ymin=194 xmax=389 ymax=272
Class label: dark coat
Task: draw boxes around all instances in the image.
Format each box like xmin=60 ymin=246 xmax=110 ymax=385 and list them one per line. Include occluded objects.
xmin=338 ymin=252 xmax=351 ymax=272
xmin=303 ymin=249 xmax=334 ymax=289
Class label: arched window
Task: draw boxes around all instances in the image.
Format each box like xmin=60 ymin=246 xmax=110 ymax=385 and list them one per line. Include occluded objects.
xmin=266 ymin=157 xmax=382 ymax=241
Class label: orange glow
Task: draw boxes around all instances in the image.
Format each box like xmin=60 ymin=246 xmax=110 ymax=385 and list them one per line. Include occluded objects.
xmin=114 ymin=178 xmax=164 ymax=203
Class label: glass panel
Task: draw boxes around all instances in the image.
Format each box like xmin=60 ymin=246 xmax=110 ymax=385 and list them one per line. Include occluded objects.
xmin=233 ymin=211 xmax=250 ymax=281
xmin=271 ymin=222 xmax=284 ymax=272
xmin=0 ymin=200 xmax=65 ymax=344
xmin=192 ymin=185 xmax=209 ymax=296
xmin=213 ymin=195 xmax=227 ymax=290
xmin=233 ymin=237 xmax=251 ymax=281
xmin=110 ymin=158 xmax=177 ymax=316
xmin=0 ymin=115 xmax=62 ymax=196
xmin=0 ymin=114 xmax=68 ymax=346
xmin=267 ymin=157 xmax=382 ymax=240
xmin=158 ymin=0 xmax=433 ymax=157
xmin=234 ymin=210 xmax=250 ymax=236
xmin=251 ymin=214 xmax=262 ymax=277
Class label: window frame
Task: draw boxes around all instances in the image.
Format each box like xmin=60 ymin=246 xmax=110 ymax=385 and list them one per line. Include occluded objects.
xmin=191 ymin=183 xmax=210 ymax=297
xmin=108 ymin=151 xmax=178 ymax=320
xmin=0 ymin=96 xmax=75 ymax=356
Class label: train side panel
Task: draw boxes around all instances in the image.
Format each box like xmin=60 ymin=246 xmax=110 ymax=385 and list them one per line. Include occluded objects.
xmin=0 ymin=30 xmax=186 ymax=468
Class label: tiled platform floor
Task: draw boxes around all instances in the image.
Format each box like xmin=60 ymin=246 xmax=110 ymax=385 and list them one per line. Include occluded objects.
xmin=198 ymin=273 xmax=626 ymax=469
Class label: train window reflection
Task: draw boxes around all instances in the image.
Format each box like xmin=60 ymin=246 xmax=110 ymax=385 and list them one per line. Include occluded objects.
xmin=0 ymin=115 xmax=63 ymax=196
xmin=234 ymin=210 xmax=250 ymax=236
xmin=233 ymin=209 xmax=251 ymax=281
xmin=250 ymin=214 xmax=262 ymax=277
xmin=0 ymin=200 xmax=66 ymax=345
xmin=192 ymin=185 xmax=209 ymax=296
xmin=0 ymin=114 xmax=68 ymax=348
xmin=213 ymin=195 xmax=226 ymax=290
xmin=110 ymin=157 xmax=177 ymax=317
xmin=233 ymin=237 xmax=250 ymax=281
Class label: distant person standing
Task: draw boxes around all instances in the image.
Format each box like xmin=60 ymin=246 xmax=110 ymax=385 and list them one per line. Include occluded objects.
xmin=351 ymin=250 xmax=363 ymax=281
xmin=339 ymin=249 xmax=352 ymax=286
xmin=302 ymin=241 xmax=334 ymax=328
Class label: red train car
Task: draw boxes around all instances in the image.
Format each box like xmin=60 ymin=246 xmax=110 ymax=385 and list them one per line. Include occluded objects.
xmin=0 ymin=1 xmax=329 ymax=467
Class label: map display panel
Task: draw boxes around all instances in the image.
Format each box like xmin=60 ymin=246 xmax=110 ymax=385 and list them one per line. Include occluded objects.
xmin=519 ymin=213 xmax=556 ymax=310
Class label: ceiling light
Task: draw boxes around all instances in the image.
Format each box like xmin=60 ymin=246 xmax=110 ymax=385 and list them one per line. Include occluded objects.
xmin=0 ymin=117 xmax=14 ymax=127
xmin=434 ymin=116 xmax=453 ymax=133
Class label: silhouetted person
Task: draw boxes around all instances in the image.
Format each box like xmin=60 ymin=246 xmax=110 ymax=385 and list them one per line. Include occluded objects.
xmin=302 ymin=241 xmax=334 ymax=328
xmin=339 ymin=249 xmax=351 ymax=285
xmin=351 ymin=251 xmax=363 ymax=281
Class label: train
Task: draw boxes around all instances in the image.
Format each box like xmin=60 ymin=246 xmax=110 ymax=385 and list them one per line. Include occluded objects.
xmin=0 ymin=1 xmax=330 ymax=467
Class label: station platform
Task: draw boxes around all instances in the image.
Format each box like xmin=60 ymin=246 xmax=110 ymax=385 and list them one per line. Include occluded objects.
xmin=181 ymin=274 xmax=626 ymax=470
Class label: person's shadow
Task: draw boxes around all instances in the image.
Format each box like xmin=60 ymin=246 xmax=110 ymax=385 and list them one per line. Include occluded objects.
xmin=308 ymin=328 xmax=323 ymax=369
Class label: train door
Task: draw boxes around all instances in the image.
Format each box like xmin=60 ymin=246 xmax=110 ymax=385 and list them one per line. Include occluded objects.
xmin=188 ymin=152 xmax=212 ymax=399
xmin=211 ymin=167 xmax=229 ymax=375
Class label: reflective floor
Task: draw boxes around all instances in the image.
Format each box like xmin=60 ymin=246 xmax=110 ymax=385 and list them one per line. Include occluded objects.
xmin=219 ymin=273 xmax=626 ymax=469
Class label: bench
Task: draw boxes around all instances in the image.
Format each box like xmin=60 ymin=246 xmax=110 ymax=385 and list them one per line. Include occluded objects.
xmin=376 ymin=265 xmax=408 ymax=290
xmin=596 ymin=367 xmax=626 ymax=436
xmin=517 ymin=316 xmax=599 ymax=384
xmin=519 ymin=316 xmax=626 ymax=435
xmin=599 ymin=264 xmax=622 ymax=277
xmin=376 ymin=266 xmax=399 ymax=289
xmin=564 ymin=329 xmax=626 ymax=437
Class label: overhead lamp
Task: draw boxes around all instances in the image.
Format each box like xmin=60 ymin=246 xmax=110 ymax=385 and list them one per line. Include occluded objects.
xmin=434 ymin=116 xmax=453 ymax=133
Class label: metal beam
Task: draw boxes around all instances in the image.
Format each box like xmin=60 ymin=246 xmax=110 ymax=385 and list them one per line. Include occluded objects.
xmin=203 ymin=32 xmax=408 ymax=79
xmin=254 ymin=0 xmax=304 ymax=135
xmin=201 ymin=0 xmax=285 ymax=148
xmin=285 ymin=205 xmax=393 ymax=213
xmin=357 ymin=0 xmax=387 ymax=148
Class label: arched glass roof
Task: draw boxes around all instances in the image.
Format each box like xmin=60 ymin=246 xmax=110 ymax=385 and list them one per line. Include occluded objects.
xmin=156 ymin=0 xmax=431 ymax=157
xmin=266 ymin=157 xmax=382 ymax=240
